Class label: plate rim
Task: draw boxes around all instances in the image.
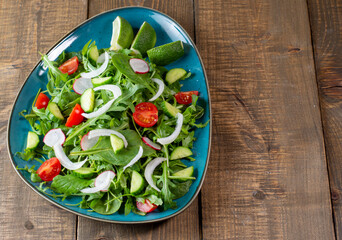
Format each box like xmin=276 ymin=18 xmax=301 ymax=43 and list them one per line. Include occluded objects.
xmin=7 ymin=6 xmax=212 ymax=224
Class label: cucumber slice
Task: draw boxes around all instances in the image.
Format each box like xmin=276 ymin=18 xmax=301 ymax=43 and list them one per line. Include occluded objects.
xmin=47 ymin=102 xmax=64 ymax=121
xmin=172 ymin=166 xmax=194 ymax=181
xmin=110 ymin=134 xmax=124 ymax=153
xmin=73 ymin=167 xmax=96 ymax=179
xmin=89 ymin=45 xmax=99 ymax=63
xmin=26 ymin=131 xmax=39 ymax=149
xmin=80 ymin=88 xmax=95 ymax=113
xmin=165 ymin=68 xmax=187 ymax=85
xmin=170 ymin=146 xmax=193 ymax=160
xmin=130 ymin=170 xmax=144 ymax=194
xmin=161 ymin=101 xmax=181 ymax=118
xmin=147 ymin=40 xmax=184 ymax=66
xmin=91 ymin=77 xmax=112 ymax=87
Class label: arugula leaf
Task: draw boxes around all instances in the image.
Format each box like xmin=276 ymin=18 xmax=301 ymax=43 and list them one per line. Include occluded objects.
xmin=51 ymin=175 xmax=92 ymax=195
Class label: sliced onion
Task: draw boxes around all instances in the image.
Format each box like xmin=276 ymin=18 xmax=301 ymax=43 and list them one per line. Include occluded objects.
xmin=97 ymin=52 xmax=111 ymax=64
xmin=94 ymin=85 xmax=122 ymax=99
xmin=129 ymin=58 xmax=149 ymax=74
xmin=123 ymin=146 xmax=143 ymax=171
xmin=73 ymin=78 xmax=93 ymax=95
xmin=157 ymin=113 xmax=184 ymax=145
xmin=81 ymin=52 xmax=109 ymax=78
xmin=142 ymin=137 xmax=162 ymax=150
xmin=80 ymin=133 xmax=99 ymax=151
xmin=149 ymin=78 xmax=165 ymax=102
xmin=81 ymin=170 xmax=115 ymax=193
xmin=81 ymin=99 xmax=115 ymax=119
xmin=144 ymin=157 xmax=167 ymax=192
xmin=53 ymin=144 xmax=87 ymax=170
xmin=88 ymin=129 xmax=128 ymax=148
xmin=81 ymin=85 xmax=122 ymax=119
xmin=43 ymin=129 xmax=66 ymax=147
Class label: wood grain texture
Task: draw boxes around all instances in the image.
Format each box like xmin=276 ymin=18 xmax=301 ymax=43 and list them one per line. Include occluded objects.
xmin=0 ymin=0 xmax=87 ymax=239
xmin=196 ymin=0 xmax=335 ymax=239
xmin=307 ymin=0 xmax=342 ymax=238
xmin=76 ymin=1 xmax=201 ymax=240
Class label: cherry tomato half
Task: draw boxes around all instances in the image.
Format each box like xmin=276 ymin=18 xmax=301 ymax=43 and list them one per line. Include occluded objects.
xmin=58 ymin=56 xmax=79 ymax=75
xmin=136 ymin=199 xmax=158 ymax=213
xmin=174 ymin=91 xmax=199 ymax=105
xmin=35 ymin=92 xmax=50 ymax=109
xmin=65 ymin=104 xmax=84 ymax=127
xmin=133 ymin=102 xmax=158 ymax=128
xmin=36 ymin=157 xmax=61 ymax=181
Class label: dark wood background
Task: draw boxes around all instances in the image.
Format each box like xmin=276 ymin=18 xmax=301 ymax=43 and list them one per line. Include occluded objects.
xmin=1 ymin=0 xmax=341 ymax=239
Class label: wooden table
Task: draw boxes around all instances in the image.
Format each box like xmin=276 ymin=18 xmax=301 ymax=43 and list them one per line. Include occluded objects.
xmin=1 ymin=0 xmax=341 ymax=239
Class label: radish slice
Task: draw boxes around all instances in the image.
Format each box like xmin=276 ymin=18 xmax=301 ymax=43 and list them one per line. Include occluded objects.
xmin=157 ymin=113 xmax=184 ymax=145
xmin=43 ymin=129 xmax=66 ymax=147
xmin=54 ymin=144 xmax=87 ymax=170
xmin=81 ymin=99 xmax=115 ymax=119
xmin=97 ymin=52 xmax=112 ymax=64
xmin=81 ymin=52 xmax=109 ymax=78
xmin=129 ymin=58 xmax=149 ymax=74
xmin=142 ymin=137 xmax=162 ymax=150
xmin=81 ymin=170 xmax=115 ymax=193
xmin=88 ymin=129 xmax=128 ymax=148
xmin=123 ymin=146 xmax=143 ymax=171
xmin=80 ymin=133 xmax=99 ymax=151
xmin=73 ymin=78 xmax=93 ymax=95
xmin=144 ymin=157 xmax=167 ymax=192
xmin=149 ymin=78 xmax=165 ymax=102
xmin=93 ymin=85 xmax=122 ymax=99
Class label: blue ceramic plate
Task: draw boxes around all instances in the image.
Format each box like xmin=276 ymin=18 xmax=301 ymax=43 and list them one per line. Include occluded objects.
xmin=7 ymin=7 xmax=211 ymax=223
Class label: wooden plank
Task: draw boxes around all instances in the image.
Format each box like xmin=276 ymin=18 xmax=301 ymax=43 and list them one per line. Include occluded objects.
xmin=0 ymin=0 xmax=87 ymax=239
xmin=76 ymin=1 xmax=200 ymax=239
xmin=195 ymin=0 xmax=335 ymax=239
xmin=307 ymin=0 xmax=342 ymax=238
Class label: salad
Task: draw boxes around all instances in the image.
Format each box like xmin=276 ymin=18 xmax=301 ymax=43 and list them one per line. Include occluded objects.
xmin=17 ymin=16 xmax=208 ymax=216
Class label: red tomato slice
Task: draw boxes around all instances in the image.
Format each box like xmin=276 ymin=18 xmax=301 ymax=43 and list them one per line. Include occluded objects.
xmin=136 ymin=199 xmax=158 ymax=213
xmin=133 ymin=102 xmax=158 ymax=128
xmin=37 ymin=157 xmax=61 ymax=181
xmin=65 ymin=104 xmax=84 ymax=127
xmin=58 ymin=56 xmax=79 ymax=75
xmin=174 ymin=91 xmax=199 ymax=105
xmin=35 ymin=92 xmax=50 ymax=109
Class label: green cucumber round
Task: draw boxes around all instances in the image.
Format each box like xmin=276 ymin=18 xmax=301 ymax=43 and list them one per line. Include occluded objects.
xmin=170 ymin=146 xmax=193 ymax=160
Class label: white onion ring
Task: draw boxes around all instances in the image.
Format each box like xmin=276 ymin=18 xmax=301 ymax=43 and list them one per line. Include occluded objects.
xmin=144 ymin=157 xmax=167 ymax=192
xmin=123 ymin=146 xmax=143 ymax=171
xmin=149 ymin=78 xmax=165 ymax=102
xmin=81 ymin=99 xmax=115 ymax=119
xmin=94 ymin=85 xmax=122 ymax=99
xmin=53 ymin=144 xmax=87 ymax=170
xmin=157 ymin=113 xmax=184 ymax=145
xmin=88 ymin=129 xmax=128 ymax=148
xmin=81 ymin=52 xmax=109 ymax=78
xmin=81 ymin=85 xmax=121 ymax=119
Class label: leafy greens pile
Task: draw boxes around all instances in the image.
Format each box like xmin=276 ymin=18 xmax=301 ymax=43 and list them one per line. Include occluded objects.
xmin=17 ymin=39 xmax=208 ymax=216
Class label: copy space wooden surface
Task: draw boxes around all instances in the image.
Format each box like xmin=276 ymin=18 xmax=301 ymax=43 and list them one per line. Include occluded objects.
xmin=308 ymin=0 xmax=342 ymax=239
xmin=0 ymin=0 xmax=340 ymax=239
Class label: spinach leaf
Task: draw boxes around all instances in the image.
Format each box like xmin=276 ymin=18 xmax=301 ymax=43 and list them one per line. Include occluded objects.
xmin=51 ymin=175 xmax=92 ymax=195
xmin=169 ymin=180 xmax=192 ymax=199
xmin=90 ymin=192 xmax=122 ymax=215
